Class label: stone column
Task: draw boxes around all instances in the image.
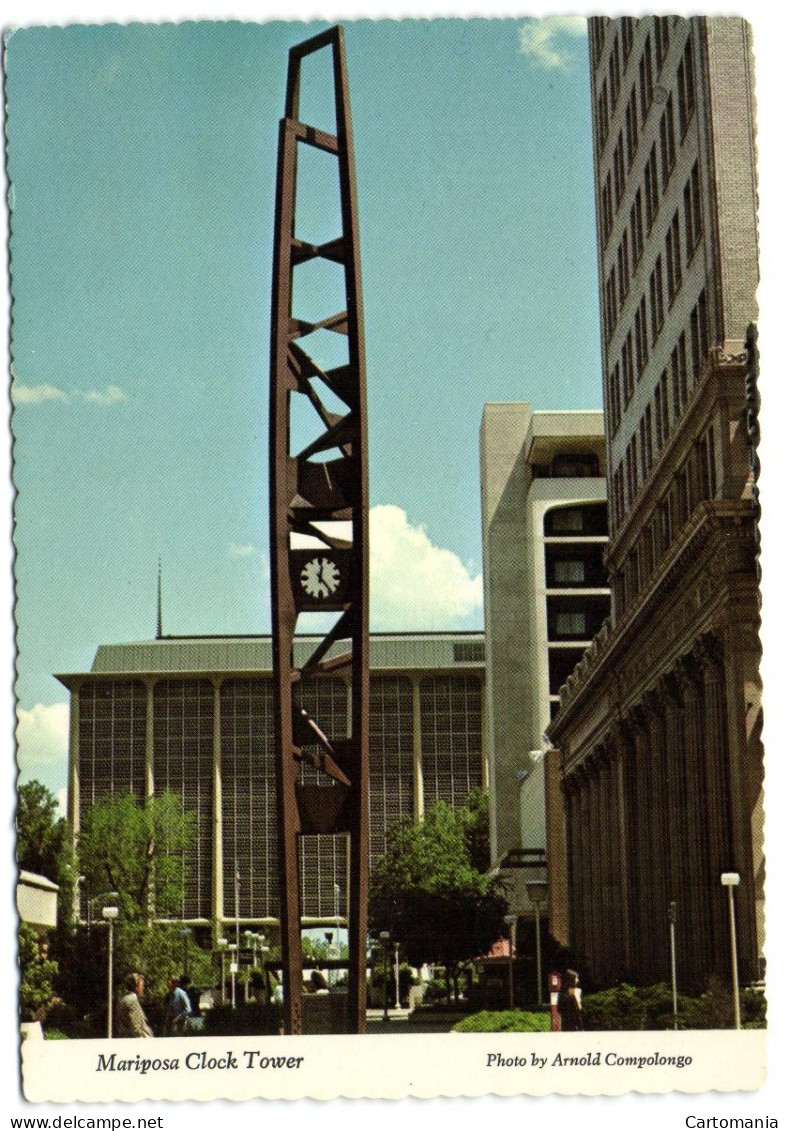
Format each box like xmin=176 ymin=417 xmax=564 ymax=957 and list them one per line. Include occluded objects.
xmin=611 ymin=726 xmax=631 ymax=977
xmin=643 ymin=688 xmax=670 ymax=980
xmin=695 ymin=634 xmax=734 ymax=977
xmin=412 ymin=677 xmax=423 ymax=819
xmin=145 ymin=681 xmax=155 ymax=800
xmin=212 ymin=678 xmax=224 ymax=943
xmin=675 ymin=653 xmax=710 ymax=986
xmin=659 ymin=670 xmax=692 ymax=988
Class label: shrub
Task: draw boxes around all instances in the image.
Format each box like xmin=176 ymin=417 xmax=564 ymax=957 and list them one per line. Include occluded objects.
xmin=452 ymin=1010 xmax=551 ymax=1033
xmin=582 ymin=980 xmax=767 ymax=1031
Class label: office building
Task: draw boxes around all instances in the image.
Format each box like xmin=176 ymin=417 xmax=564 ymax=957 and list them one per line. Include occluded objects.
xmin=60 ymin=631 xmax=485 ymax=942
xmin=480 ymin=405 xmax=610 ymax=912
xmin=546 ymin=17 xmax=762 ymax=988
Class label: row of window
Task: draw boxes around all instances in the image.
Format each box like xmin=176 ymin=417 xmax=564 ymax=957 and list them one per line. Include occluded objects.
xmin=594 ymin=17 xmax=683 ymax=154
xmin=611 ymin=424 xmax=718 ymax=616
xmin=609 ymin=290 xmax=710 ymax=533
xmin=604 ymin=161 xmax=701 ymax=353
xmin=599 ymin=29 xmax=696 ymax=251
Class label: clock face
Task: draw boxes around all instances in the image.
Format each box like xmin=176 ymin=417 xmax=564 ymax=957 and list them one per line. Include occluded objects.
xmin=300 ymin=556 xmax=341 ymax=600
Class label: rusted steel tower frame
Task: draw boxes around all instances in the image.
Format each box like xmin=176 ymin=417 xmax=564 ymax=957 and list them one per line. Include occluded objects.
xmin=269 ymin=26 xmax=369 ymax=1035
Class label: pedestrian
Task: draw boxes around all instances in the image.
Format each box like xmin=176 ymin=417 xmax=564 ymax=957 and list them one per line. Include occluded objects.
xmin=164 ymin=974 xmax=193 ymax=1035
xmin=558 ymin=969 xmax=584 ymax=1031
xmin=116 ymin=972 xmax=154 ymax=1038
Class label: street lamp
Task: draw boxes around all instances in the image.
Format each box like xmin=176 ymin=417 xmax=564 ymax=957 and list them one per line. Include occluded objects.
xmin=668 ymin=901 xmax=679 ymax=1030
xmin=379 ymin=931 xmax=390 ymax=1021
xmin=393 ymin=941 xmax=401 ymax=1011
xmin=229 ymin=943 xmax=238 ymax=1010
xmin=504 ymin=914 xmax=517 ymax=1009
xmin=102 ymin=905 xmax=119 ymax=1038
xmin=234 ymin=865 xmax=241 ymax=952
xmin=526 ymin=881 xmax=548 ymax=1006
xmin=721 ymin=873 xmax=741 ymax=1029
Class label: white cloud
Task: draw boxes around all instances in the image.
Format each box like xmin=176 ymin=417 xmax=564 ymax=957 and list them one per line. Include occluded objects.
xmin=11 ymin=382 xmax=69 ymax=404
xmin=519 ymin=17 xmax=587 ymax=70
xmin=12 ymin=381 xmax=127 ymax=406
xmin=370 ymin=505 xmax=482 ymax=630
xmin=16 ymin=702 xmax=70 ymax=772
xmin=228 ymin=542 xmax=256 ymax=558
xmin=74 ymin=384 xmax=126 ymax=405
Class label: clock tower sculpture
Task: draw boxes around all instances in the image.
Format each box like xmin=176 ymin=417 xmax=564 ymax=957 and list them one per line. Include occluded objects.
xmin=268 ymin=26 xmax=369 ymax=1035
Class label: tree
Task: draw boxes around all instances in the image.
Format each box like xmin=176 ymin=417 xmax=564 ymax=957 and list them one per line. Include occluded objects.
xmin=17 ymin=780 xmax=69 ymax=882
xmin=369 ymin=798 xmax=509 ymax=1001
xmin=17 ymin=780 xmax=77 ymax=927
xmin=77 ymin=790 xmax=195 ymax=923
xmin=19 ymin=922 xmax=59 ymax=1020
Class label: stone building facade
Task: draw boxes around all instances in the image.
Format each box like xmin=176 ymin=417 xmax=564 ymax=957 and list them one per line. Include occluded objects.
xmin=480 ymin=406 xmax=609 ymax=917
xmin=545 ymin=16 xmax=763 ymax=989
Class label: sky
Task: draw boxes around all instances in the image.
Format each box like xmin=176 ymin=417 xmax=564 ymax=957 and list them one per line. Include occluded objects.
xmin=7 ymin=16 xmax=602 ymax=796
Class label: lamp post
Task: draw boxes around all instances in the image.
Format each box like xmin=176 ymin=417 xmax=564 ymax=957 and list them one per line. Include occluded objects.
xmin=380 ymin=931 xmax=390 ymax=1021
xmin=668 ymin=901 xmax=678 ymax=1030
xmin=102 ymin=905 xmax=119 ymax=1038
xmin=393 ymin=942 xmax=401 ymax=1010
xmin=229 ymin=943 xmax=238 ymax=1010
xmin=526 ymin=881 xmax=548 ymax=1006
xmin=721 ymin=873 xmax=741 ymax=1030
xmin=504 ymin=914 xmax=517 ymax=1009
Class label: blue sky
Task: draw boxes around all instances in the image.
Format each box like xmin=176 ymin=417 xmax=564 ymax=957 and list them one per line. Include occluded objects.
xmin=9 ymin=17 xmax=603 ymax=793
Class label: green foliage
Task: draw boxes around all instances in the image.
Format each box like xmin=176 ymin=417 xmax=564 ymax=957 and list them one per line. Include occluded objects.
xmin=582 ymin=980 xmax=767 ymax=1031
xmin=77 ymin=790 xmax=196 ymax=921
xmin=17 ymin=780 xmax=77 ymax=924
xmin=452 ymin=1009 xmax=551 ymax=1033
xmin=369 ymin=798 xmax=508 ymax=978
xmin=19 ymin=923 xmax=59 ymax=1018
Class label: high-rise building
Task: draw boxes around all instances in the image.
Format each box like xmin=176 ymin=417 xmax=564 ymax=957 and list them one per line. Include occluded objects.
xmin=60 ymin=632 xmax=486 ymax=941
xmin=546 ymin=17 xmax=762 ymax=988
xmin=480 ymin=405 xmax=609 ymax=912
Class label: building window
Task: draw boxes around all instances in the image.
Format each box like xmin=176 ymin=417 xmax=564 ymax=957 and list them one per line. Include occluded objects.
xmin=634 ymin=296 xmax=649 ymax=375
xmin=649 ymin=254 xmax=665 ymax=344
xmin=554 ymin=559 xmax=585 ymax=584
xmin=617 ymin=230 xmax=630 ymax=304
xmin=613 ymin=132 xmax=626 ymax=206
xmin=608 ymin=361 xmax=622 ymax=434
xmin=605 ymin=267 xmax=618 ymax=341
xmin=622 ymin=17 xmax=635 ymax=62
xmin=671 ymin=332 xmax=689 ymax=413
xmin=689 ymin=289 xmax=709 ymax=387
xmin=622 ymin=330 xmax=635 ymax=405
xmin=630 ymin=190 xmax=644 ymax=269
xmin=677 ymin=35 xmax=696 ymax=138
xmin=639 ymin=35 xmax=654 ymax=122
xmin=660 ymin=367 xmax=671 ymax=435
xmin=659 ymin=94 xmax=676 ymax=189
xmin=640 ymin=404 xmax=654 ymax=476
xmin=556 ymin=611 xmax=586 ymax=637
xmin=601 ymin=173 xmax=614 ymax=245
xmin=551 ymin=453 xmax=601 ymax=478
xmin=684 ymin=161 xmax=703 ymax=261
xmin=625 ymin=86 xmax=639 ymax=167
xmin=597 ymin=80 xmax=610 ymax=151
xmin=544 ymin=503 xmax=608 ymax=537
xmin=609 ymin=33 xmax=622 ymax=111
xmin=665 ymin=210 xmax=683 ymax=303
xmin=644 ymin=144 xmax=659 ymax=230
xmin=654 ymin=15 xmax=670 ymax=71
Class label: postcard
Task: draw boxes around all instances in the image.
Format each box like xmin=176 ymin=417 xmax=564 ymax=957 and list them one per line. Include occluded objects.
xmin=6 ymin=8 xmax=784 ymax=1114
